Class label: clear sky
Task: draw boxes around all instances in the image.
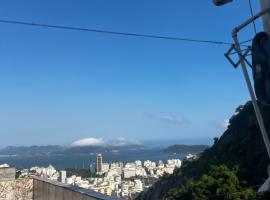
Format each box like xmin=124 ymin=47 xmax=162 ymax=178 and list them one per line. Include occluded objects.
xmin=0 ymin=0 xmax=263 ymax=146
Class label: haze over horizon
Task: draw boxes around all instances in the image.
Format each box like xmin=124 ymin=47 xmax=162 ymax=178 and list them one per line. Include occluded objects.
xmin=0 ymin=137 xmax=213 ymax=149
xmin=0 ymin=0 xmax=261 ymax=146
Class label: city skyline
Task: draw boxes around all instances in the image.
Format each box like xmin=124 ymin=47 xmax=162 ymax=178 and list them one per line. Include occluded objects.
xmin=0 ymin=0 xmax=262 ymax=146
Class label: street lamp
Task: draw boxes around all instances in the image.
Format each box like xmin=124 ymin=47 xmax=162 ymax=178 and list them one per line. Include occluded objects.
xmin=213 ymin=0 xmax=233 ymax=6
xmin=213 ymin=0 xmax=270 ymax=31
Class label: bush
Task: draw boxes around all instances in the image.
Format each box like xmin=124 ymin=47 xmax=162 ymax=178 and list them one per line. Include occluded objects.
xmin=164 ymin=165 xmax=257 ymax=200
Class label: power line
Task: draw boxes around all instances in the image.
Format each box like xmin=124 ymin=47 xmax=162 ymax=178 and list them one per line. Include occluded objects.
xmin=240 ymin=38 xmax=253 ymax=44
xmin=237 ymin=0 xmax=261 ymax=48
xmin=0 ymin=19 xmax=233 ymax=46
xmin=228 ymin=48 xmax=251 ymax=55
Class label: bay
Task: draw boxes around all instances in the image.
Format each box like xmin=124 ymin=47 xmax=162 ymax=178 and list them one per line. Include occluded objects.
xmin=0 ymin=149 xmax=187 ymax=170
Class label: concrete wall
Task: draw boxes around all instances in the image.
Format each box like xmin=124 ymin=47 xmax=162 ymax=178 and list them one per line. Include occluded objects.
xmin=0 ymin=175 xmax=120 ymax=200
xmin=33 ymin=177 xmax=120 ymax=200
xmin=0 ymin=167 xmax=15 ymax=182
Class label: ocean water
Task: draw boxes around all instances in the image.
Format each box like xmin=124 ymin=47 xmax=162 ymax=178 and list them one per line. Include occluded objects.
xmin=0 ymin=149 xmax=187 ymax=170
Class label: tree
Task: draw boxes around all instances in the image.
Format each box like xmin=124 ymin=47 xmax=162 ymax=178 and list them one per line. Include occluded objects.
xmin=164 ymin=165 xmax=256 ymax=200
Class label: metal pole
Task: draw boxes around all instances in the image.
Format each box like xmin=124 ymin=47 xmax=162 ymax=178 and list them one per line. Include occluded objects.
xmin=234 ymin=7 xmax=270 ymax=32
xmin=260 ymin=0 xmax=270 ymax=32
xmin=232 ymin=31 xmax=270 ymax=159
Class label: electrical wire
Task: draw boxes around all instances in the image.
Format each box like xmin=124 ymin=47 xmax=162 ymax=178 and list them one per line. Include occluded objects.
xmin=228 ymin=48 xmax=251 ymax=56
xmin=0 ymin=19 xmax=234 ymax=46
xmin=240 ymin=38 xmax=253 ymax=44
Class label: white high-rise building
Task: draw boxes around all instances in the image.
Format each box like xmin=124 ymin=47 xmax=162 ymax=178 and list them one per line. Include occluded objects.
xmin=135 ymin=160 xmax=142 ymax=167
xmin=123 ymin=163 xmax=136 ymax=179
xmin=59 ymin=170 xmax=66 ymax=183
xmin=101 ymin=163 xmax=110 ymax=173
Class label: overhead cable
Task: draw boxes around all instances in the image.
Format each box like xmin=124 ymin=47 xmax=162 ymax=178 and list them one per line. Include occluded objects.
xmin=0 ymin=19 xmax=234 ymax=46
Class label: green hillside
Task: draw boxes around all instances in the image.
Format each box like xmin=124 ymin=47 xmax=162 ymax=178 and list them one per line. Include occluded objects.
xmin=137 ymin=101 xmax=270 ymax=200
xmin=163 ymin=145 xmax=208 ymax=154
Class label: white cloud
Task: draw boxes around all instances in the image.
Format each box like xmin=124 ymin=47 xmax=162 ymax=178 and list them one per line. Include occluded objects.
xmin=112 ymin=137 xmax=142 ymax=146
xmin=158 ymin=115 xmax=186 ymax=125
xmin=70 ymin=137 xmax=142 ymax=147
xmin=71 ymin=138 xmax=106 ymax=147
xmin=223 ymin=119 xmax=230 ymax=128
xmin=147 ymin=113 xmax=187 ymax=125
xmin=209 ymin=119 xmax=230 ymax=130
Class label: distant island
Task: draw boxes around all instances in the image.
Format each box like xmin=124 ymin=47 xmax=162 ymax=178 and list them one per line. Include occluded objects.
xmin=0 ymin=145 xmax=65 ymax=157
xmin=162 ymin=144 xmax=208 ymax=153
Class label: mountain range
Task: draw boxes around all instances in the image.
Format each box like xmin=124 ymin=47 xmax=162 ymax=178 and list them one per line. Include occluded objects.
xmin=0 ymin=144 xmax=143 ymax=156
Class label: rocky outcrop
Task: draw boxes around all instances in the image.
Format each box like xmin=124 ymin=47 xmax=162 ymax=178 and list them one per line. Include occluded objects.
xmin=0 ymin=178 xmax=33 ymax=200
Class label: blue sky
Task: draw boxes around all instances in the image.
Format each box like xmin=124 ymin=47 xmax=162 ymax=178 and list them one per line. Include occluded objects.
xmin=0 ymin=0 xmax=263 ymax=146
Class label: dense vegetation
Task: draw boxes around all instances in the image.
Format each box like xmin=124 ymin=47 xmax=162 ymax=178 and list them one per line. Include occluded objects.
xmin=163 ymin=145 xmax=208 ymax=154
xmin=137 ymin=101 xmax=270 ymax=200
xmin=165 ymin=165 xmax=256 ymax=200
xmin=65 ymin=168 xmax=103 ymax=178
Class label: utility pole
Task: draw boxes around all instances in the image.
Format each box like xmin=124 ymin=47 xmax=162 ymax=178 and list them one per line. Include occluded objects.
xmin=213 ymin=0 xmax=270 ymax=159
xmin=214 ymin=0 xmax=270 ymax=31
xmin=231 ymin=3 xmax=270 ymax=160
xmin=260 ymin=0 xmax=270 ymax=32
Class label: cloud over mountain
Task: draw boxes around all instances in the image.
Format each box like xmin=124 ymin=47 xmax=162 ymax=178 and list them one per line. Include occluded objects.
xmin=70 ymin=137 xmax=142 ymax=147
xmin=71 ymin=138 xmax=106 ymax=147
